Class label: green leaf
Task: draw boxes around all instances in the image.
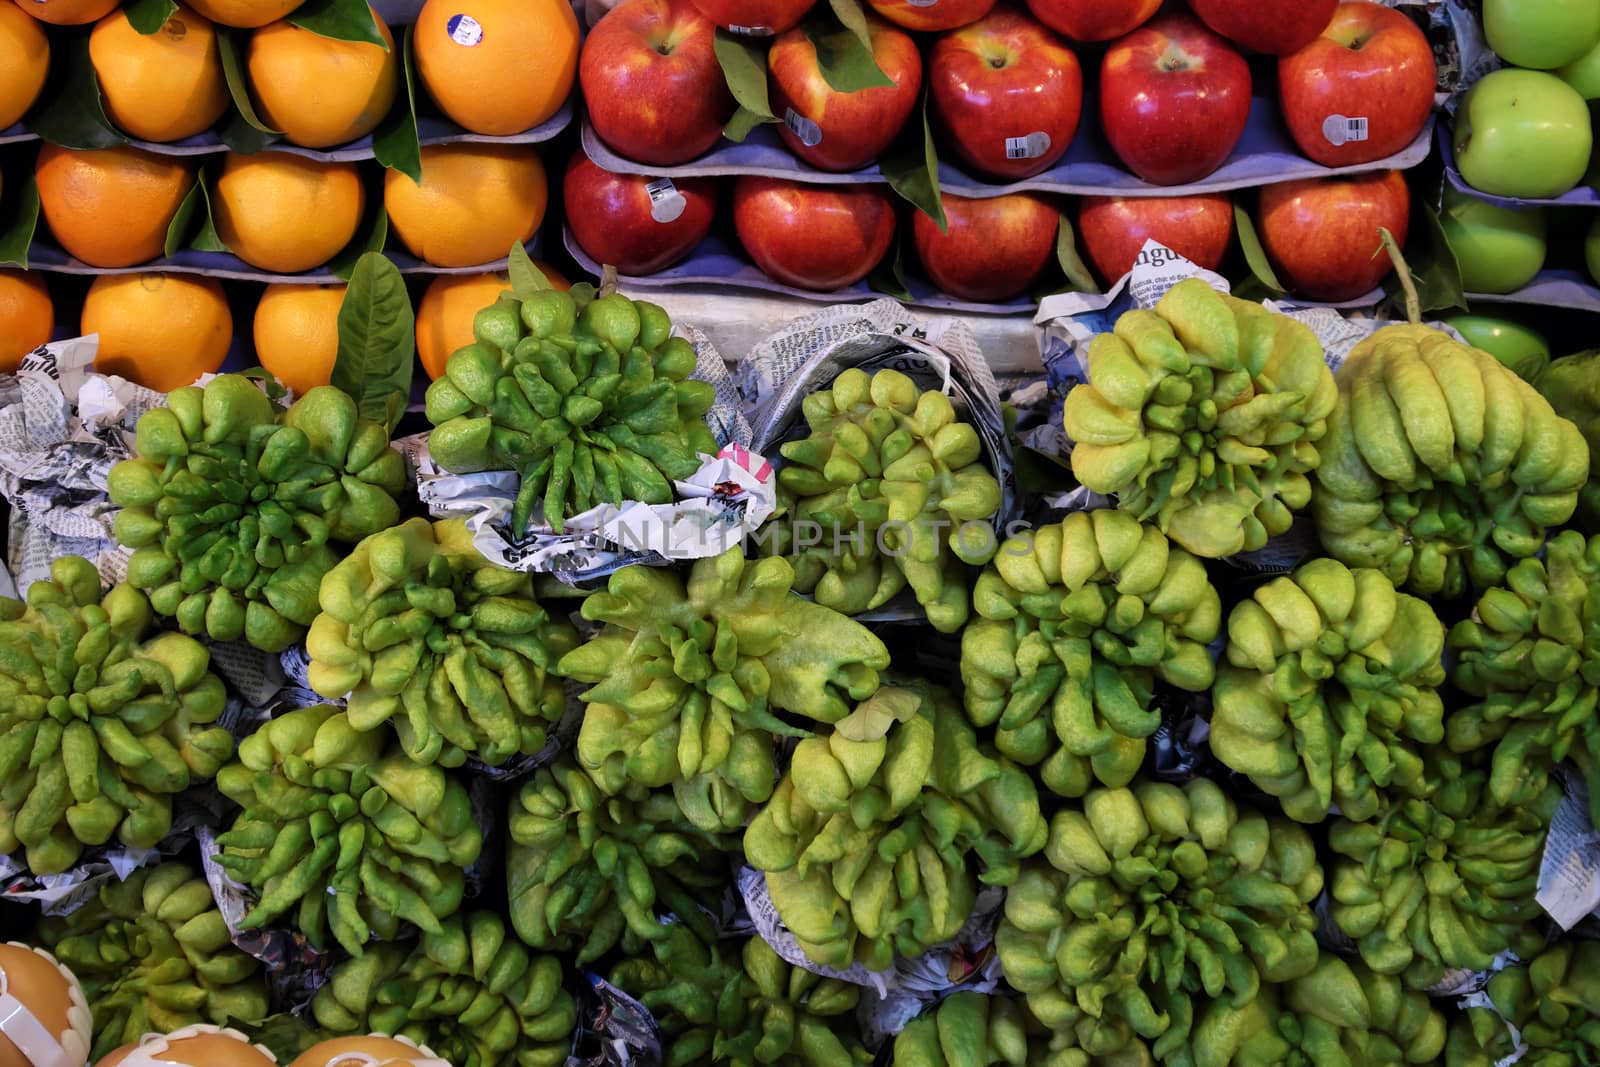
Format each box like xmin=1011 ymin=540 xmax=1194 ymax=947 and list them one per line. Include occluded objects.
xmin=333 ymin=252 xmax=415 ymax=433
xmin=27 ymin=34 xmax=124 ymax=150
xmin=164 ymin=178 xmax=205 ymax=258
xmin=868 ymin=230 xmax=910 ymax=301
xmin=724 ymin=105 xmax=772 ymax=143
xmin=1233 ymin=203 xmax=1286 ymax=299
xmin=1390 ymin=196 xmax=1465 ymax=314
xmin=125 ymin=0 xmax=178 ymax=33
xmin=828 ymin=0 xmax=875 ymax=53
xmin=328 ymin=204 xmax=388 ymax=281
xmin=188 ymin=166 xmax=230 ymax=254
xmin=0 ymin=174 xmax=40 ymax=268
xmin=1055 ymin=215 xmax=1099 ymax=295
xmin=372 ymin=22 xmax=421 ymax=183
xmin=715 ymin=29 xmax=776 ymax=119
xmin=225 ymin=1014 xmax=317 ymax=1065
xmin=238 ymin=367 xmax=290 ymax=401
xmin=804 ymin=3 xmax=892 ymax=93
xmin=217 ymin=27 xmax=281 ymax=143
xmin=509 ymin=241 xmax=553 ymax=298
xmin=287 ymin=0 xmax=389 ymax=48
xmin=880 ymin=90 xmax=944 ymax=231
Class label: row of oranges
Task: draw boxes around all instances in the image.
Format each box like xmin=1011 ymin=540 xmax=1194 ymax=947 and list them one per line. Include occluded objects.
xmin=0 ymin=263 xmax=569 ymax=392
xmin=1 ymin=0 xmax=579 ymax=145
xmin=15 ymin=141 xmax=550 ymax=272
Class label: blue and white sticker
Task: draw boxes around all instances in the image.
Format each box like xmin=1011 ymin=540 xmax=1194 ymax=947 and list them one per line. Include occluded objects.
xmin=446 ymin=13 xmax=484 ymax=46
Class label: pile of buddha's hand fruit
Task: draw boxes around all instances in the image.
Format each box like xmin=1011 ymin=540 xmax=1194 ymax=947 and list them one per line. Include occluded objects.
xmin=1446 ymin=939 xmax=1600 ymax=1065
xmin=425 ymin=289 xmax=718 ymax=533
xmin=1062 ymin=279 xmax=1337 ymax=558
xmin=306 ymin=517 xmax=577 ymax=768
xmin=38 ymin=861 xmax=268 ymax=1059
xmin=1314 ymin=322 xmax=1588 ymax=598
xmin=214 ymin=706 xmax=482 ymax=955
xmin=109 ymin=375 xmax=408 ymax=652
xmin=766 ymin=367 xmax=1003 ymax=633
xmin=959 ymin=509 xmax=1220 ymax=796
xmin=0 ymin=557 xmax=231 ymax=874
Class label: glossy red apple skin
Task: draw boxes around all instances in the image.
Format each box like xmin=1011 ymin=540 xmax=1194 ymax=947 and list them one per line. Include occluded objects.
xmin=929 ymin=7 xmax=1083 ymax=181
xmin=769 ymin=15 xmax=922 ymax=172
xmin=1187 ymin=0 xmax=1338 ymax=54
xmin=1078 ymin=193 xmax=1234 ymax=284
xmin=732 ymin=177 xmax=897 ymax=291
xmin=580 ymin=0 xmax=734 ymax=166
xmin=563 ymin=155 xmax=718 ymax=275
xmin=1258 ymin=169 xmax=1411 ymax=301
xmin=689 ymin=0 xmax=816 ymax=34
xmin=1099 ymin=12 xmax=1253 ymax=186
xmin=866 ymin=0 xmax=996 ymax=32
xmin=1279 ymin=1 xmax=1437 ymax=167
xmin=1026 ymin=0 xmax=1160 ymax=42
xmin=914 ymin=191 xmax=1060 ymax=302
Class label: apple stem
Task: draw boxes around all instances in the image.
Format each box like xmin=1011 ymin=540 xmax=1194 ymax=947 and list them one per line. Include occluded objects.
xmin=1378 ymin=227 xmax=1421 ymax=326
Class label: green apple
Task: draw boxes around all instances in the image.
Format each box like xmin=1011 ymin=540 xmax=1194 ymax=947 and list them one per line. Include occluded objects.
xmin=1445 ymin=314 xmax=1551 ymax=382
xmin=1558 ymin=37 xmax=1600 ymax=97
xmin=1439 ymin=184 xmax=1547 ymax=293
xmin=1587 ymin=214 xmax=1600 ymax=283
xmin=1485 ymin=0 xmax=1600 ymax=69
xmin=1453 ymin=69 xmax=1593 ymax=198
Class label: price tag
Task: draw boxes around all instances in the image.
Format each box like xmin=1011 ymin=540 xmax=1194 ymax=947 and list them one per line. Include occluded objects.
xmin=784 ymin=108 xmax=824 ymax=147
xmin=1004 ymin=132 xmax=1051 ymax=160
xmin=645 ymin=178 xmax=688 ymax=224
xmin=1321 ymin=114 xmax=1369 ymax=146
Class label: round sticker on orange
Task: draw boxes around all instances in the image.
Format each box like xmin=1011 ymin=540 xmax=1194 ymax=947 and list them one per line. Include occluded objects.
xmin=446 ymin=13 xmax=483 ymax=45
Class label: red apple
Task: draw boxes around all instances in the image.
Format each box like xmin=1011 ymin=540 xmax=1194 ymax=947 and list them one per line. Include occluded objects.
xmin=732 ymin=176 xmax=897 ymax=291
xmin=563 ymin=155 xmax=718 ymax=275
xmin=1078 ymin=193 xmax=1234 ymax=284
xmin=1187 ymin=0 xmax=1337 ymax=55
xmin=914 ymin=191 xmax=1060 ymax=301
xmin=1100 ymin=12 xmax=1253 ymax=185
xmin=689 ymin=0 xmax=816 ymax=34
xmin=929 ymin=7 xmax=1083 ymax=181
xmin=866 ymin=0 xmax=996 ymax=32
xmin=1026 ymin=0 xmax=1159 ymax=42
xmin=769 ymin=15 xmax=922 ymax=172
xmin=1279 ymin=2 xmax=1436 ymax=167
xmin=1258 ymin=169 xmax=1410 ymax=301
xmin=580 ymin=0 xmax=734 ymax=166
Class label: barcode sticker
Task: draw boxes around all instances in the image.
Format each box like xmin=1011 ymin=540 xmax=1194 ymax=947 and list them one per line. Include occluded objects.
xmin=1004 ymin=132 xmax=1051 ymax=160
xmin=1321 ymin=114 xmax=1369 ymax=147
xmin=446 ymin=13 xmax=484 ymax=46
xmin=727 ymin=23 xmax=775 ymax=35
xmin=906 ymin=0 xmax=939 ymax=6
xmin=645 ymin=179 xmax=687 ymax=224
xmin=784 ymin=108 xmax=824 ymax=147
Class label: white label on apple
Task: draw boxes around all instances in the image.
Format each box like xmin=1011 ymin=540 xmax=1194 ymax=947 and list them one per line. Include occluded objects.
xmin=1321 ymin=114 xmax=1369 ymax=147
xmin=446 ymin=13 xmax=484 ymax=46
xmin=727 ymin=24 xmax=776 ymax=35
xmin=906 ymin=0 xmax=939 ymax=6
xmin=784 ymin=108 xmax=824 ymax=147
xmin=1004 ymin=132 xmax=1051 ymax=160
xmin=645 ymin=179 xmax=688 ymax=224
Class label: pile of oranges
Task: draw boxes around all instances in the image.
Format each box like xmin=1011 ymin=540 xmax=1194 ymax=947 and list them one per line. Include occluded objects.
xmin=0 ymin=0 xmax=578 ymax=390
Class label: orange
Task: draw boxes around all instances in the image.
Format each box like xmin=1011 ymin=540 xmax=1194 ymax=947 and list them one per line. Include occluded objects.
xmin=385 ymin=143 xmax=547 ymax=268
xmin=414 ymin=0 xmax=578 ymax=136
xmin=91 ymin=4 xmax=230 ymax=142
xmin=0 ymin=3 xmax=48 ymax=130
xmin=253 ymin=283 xmax=345 ymax=394
xmin=184 ymin=0 xmax=305 ymax=28
xmin=247 ymin=6 xmax=398 ymax=148
xmin=415 ymin=264 xmax=568 ymax=379
xmin=10 ymin=0 xmax=117 ymax=26
xmin=0 ymin=268 xmax=51 ymax=371
xmin=35 ymin=144 xmax=195 ymax=268
xmin=212 ymin=150 xmax=365 ymax=274
xmin=81 ymin=273 xmax=233 ymax=392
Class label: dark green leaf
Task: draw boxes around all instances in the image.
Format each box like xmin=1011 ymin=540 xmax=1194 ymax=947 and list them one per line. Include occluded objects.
xmin=225 ymin=1015 xmax=317 ymax=1065
xmin=1389 ymin=196 xmax=1466 ymax=314
xmin=238 ymin=367 xmax=290 ymax=401
xmin=217 ymin=28 xmax=281 ymax=140
xmin=286 ymin=0 xmax=388 ymax=48
xmin=0 ymin=174 xmax=40 ymax=268
xmin=868 ymin=230 xmax=910 ymax=301
xmin=164 ymin=179 xmax=205 ymax=258
xmin=125 ymin=0 xmax=178 ymax=33
xmin=27 ymin=34 xmax=124 ymax=150
xmin=188 ymin=166 xmax=230 ymax=254
xmin=329 ymin=204 xmax=388 ymax=281
xmin=509 ymin=241 xmax=552 ymax=298
xmin=1055 ymin=215 xmax=1099 ymax=295
xmin=804 ymin=3 xmax=892 ymax=93
xmin=715 ymin=30 xmax=776 ymax=123
xmin=333 ymin=252 xmax=415 ymax=433
xmin=373 ymin=22 xmax=421 ymax=183
xmin=1233 ymin=203 xmax=1286 ymax=298
xmin=880 ymin=90 xmax=944 ymax=230
xmin=724 ymin=105 xmax=772 ymax=143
